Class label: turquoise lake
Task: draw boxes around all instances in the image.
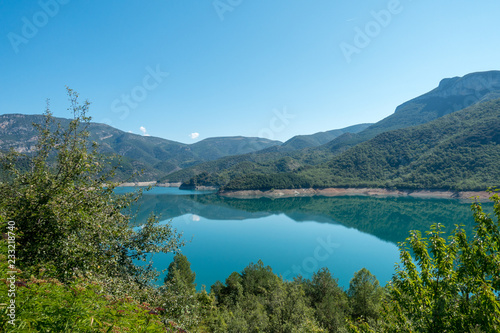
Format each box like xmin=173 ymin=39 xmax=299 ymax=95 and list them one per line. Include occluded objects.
xmin=116 ymin=187 xmax=494 ymax=291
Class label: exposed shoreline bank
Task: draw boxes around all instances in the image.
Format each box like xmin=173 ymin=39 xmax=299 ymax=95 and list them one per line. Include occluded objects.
xmin=118 ymin=182 xmax=182 ymax=187
xmin=116 ymin=183 xmax=494 ymax=201
xmin=218 ymin=188 xmax=493 ymax=201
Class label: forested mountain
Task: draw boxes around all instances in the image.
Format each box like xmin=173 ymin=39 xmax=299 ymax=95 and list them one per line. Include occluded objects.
xmin=3 ymin=71 xmax=500 ymax=186
xmin=280 ymin=123 xmax=372 ymax=150
xmin=0 ymin=114 xmax=370 ymax=182
xmin=174 ymin=71 xmax=500 ymax=188
xmin=319 ymin=70 xmax=500 ymax=155
xmin=224 ymin=98 xmax=500 ymax=191
xmin=161 ymin=123 xmax=371 ymax=184
xmin=0 ymin=114 xmax=281 ymax=180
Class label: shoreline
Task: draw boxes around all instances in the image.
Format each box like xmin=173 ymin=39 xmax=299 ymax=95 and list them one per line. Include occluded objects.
xmin=117 ymin=182 xmax=182 ymax=187
xmin=116 ymin=183 xmax=494 ymax=202
xmin=218 ymin=188 xmax=493 ymax=201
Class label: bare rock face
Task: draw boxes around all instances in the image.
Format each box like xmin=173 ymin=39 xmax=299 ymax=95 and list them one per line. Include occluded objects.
xmin=0 ymin=114 xmax=43 ymax=153
xmin=400 ymin=70 xmax=500 ymax=107
xmin=392 ymin=70 xmax=500 ymax=118
xmin=431 ymin=71 xmax=500 ymax=99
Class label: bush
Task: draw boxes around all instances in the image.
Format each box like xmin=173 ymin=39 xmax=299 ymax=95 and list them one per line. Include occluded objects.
xmin=0 ymin=88 xmax=183 ymax=288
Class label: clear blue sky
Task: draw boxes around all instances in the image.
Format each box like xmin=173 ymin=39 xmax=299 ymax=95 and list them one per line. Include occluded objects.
xmin=1 ymin=0 xmax=500 ymax=143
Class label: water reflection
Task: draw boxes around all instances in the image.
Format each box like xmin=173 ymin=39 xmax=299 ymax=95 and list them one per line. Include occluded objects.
xmin=127 ymin=188 xmax=492 ymax=245
xmin=118 ymin=187 xmax=494 ymax=289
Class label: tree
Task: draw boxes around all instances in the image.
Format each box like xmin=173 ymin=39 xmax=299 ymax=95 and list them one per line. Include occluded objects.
xmin=348 ymin=268 xmax=384 ymax=321
xmin=210 ymin=262 xmax=324 ymax=332
xmin=303 ymin=267 xmax=349 ymax=332
xmin=165 ymin=253 xmax=196 ymax=292
xmin=384 ymin=193 xmax=500 ymax=333
xmin=0 ymin=88 xmax=183 ymax=286
xmin=240 ymin=260 xmax=281 ymax=297
xmin=267 ymin=280 xmax=318 ymax=333
xmin=160 ymin=253 xmax=199 ymax=329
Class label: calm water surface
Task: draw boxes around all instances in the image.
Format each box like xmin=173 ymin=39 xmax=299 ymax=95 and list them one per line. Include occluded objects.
xmin=116 ymin=187 xmax=493 ymax=290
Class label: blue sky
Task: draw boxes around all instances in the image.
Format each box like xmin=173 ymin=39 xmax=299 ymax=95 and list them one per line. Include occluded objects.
xmin=1 ymin=0 xmax=500 ymax=143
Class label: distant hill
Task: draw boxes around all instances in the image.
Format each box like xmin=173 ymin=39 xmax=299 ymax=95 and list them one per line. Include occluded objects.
xmin=0 ymin=114 xmax=281 ymax=181
xmin=161 ymin=123 xmax=372 ymax=184
xmin=280 ymin=123 xmax=372 ymax=151
xmin=224 ymin=98 xmax=500 ymax=191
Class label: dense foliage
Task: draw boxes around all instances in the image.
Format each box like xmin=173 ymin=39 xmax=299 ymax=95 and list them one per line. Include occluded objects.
xmin=0 ymin=243 xmax=167 ymax=332
xmin=0 ymin=91 xmax=186 ymax=331
xmin=0 ymin=90 xmax=183 ymax=285
xmin=206 ymin=261 xmax=383 ymax=332
xmin=384 ymin=192 xmax=500 ymax=332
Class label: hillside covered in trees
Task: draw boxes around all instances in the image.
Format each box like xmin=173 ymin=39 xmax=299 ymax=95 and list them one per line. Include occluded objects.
xmin=222 ymin=98 xmax=500 ymax=192
xmin=169 ymin=71 xmax=500 ymax=189
xmin=0 ymin=113 xmax=281 ymax=181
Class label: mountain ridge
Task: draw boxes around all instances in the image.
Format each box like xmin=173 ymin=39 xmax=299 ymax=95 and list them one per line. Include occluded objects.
xmin=3 ymin=70 xmax=500 ymax=188
xmin=173 ymin=70 xmax=500 ymax=188
xmin=0 ymin=113 xmax=282 ymax=181
xmin=223 ymin=98 xmax=500 ymax=192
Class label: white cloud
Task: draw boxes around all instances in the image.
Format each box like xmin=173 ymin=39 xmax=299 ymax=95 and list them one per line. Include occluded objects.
xmin=139 ymin=126 xmax=150 ymax=136
xmin=191 ymin=214 xmax=200 ymax=222
xmin=189 ymin=132 xmax=200 ymax=139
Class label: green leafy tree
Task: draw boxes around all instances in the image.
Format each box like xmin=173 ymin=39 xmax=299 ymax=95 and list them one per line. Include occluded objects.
xmin=212 ymin=271 xmax=244 ymax=307
xmin=384 ymin=193 xmax=500 ymax=333
xmin=165 ymin=253 xmax=196 ymax=292
xmin=303 ymin=267 xmax=349 ymax=332
xmin=267 ymin=280 xmax=317 ymax=333
xmin=240 ymin=260 xmax=281 ymax=297
xmin=0 ymin=89 xmax=183 ymax=287
xmin=348 ymin=268 xmax=384 ymax=322
xmin=210 ymin=261 xmax=324 ymax=332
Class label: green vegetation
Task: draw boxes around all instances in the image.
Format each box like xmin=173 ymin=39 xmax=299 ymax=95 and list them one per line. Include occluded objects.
xmin=384 ymin=192 xmax=500 ymax=332
xmin=223 ymin=98 xmax=500 ymax=191
xmin=165 ymin=253 xmax=197 ymax=293
xmin=280 ymin=123 xmax=373 ymax=151
xmin=1 ymin=89 xmax=500 ymax=332
xmin=0 ymin=91 xmax=187 ymax=332
xmin=162 ymin=146 xmax=333 ymax=187
xmin=0 ymin=255 xmax=167 ymax=332
xmin=0 ymin=91 xmax=183 ymax=284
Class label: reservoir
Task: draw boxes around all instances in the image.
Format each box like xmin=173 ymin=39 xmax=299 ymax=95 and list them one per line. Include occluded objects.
xmin=116 ymin=187 xmax=493 ymax=290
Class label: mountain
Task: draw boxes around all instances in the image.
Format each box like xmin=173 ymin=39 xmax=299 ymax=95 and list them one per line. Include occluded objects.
xmin=161 ymin=123 xmax=373 ymax=184
xmin=224 ymin=98 xmax=500 ymax=192
xmin=188 ymin=136 xmax=281 ymax=160
xmin=0 ymin=114 xmax=281 ymax=181
xmin=174 ymin=70 xmax=500 ymax=188
xmin=4 ymin=71 xmax=500 ymax=186
xmin=320 ymin=70 xmax=500 ymax=154
xmin=280 ymin=123 xmax=372 ymax=151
